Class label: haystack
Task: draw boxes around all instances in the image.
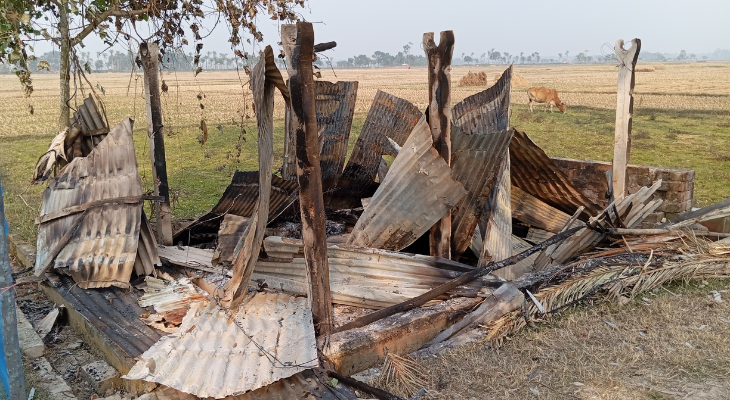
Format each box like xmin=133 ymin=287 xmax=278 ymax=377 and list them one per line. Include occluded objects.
xmin=458 ymin=71 xmax=489 ymax=87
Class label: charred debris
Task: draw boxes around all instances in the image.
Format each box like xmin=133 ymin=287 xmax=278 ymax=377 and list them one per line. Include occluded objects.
xmin=26 ymin=27 xmax=730 ymax=399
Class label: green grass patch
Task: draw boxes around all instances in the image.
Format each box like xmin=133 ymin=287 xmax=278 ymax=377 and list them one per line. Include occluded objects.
xmin=1 ymin=105 xmax=729 ymax=243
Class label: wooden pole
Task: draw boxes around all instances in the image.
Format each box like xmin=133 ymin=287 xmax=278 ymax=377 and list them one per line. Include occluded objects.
xmin=139 ymin=42 xmax=173 ymax=245
xmin=423 ymin=31 xmax=455 ymax=259
xmin=280 ymin=24 xmax=298 ymax=181
xmin=0 ymin=177 xmax=27 ymax=399
xmin=287 ymin=22 xmax=333 ymax=338
xmin=612 ymin=38 xmax=641 ymax=197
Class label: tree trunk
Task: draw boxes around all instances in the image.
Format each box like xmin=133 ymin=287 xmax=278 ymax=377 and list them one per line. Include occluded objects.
xmin=58 ymin=0 xmax=71 ymax=130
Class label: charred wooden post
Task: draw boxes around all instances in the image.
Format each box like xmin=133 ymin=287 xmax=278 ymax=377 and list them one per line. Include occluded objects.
xmin=139 ymin=42 xmax=173 ymax=245
xmin=288 ymin=22 xmax=334 ymax=338
xmin=0 ymin=178 xmax=27 ymax=399
xmin=423 ymin=31 xmax=455 ymax=259
xmin=612 ymin=38 xmax=641 ymax=197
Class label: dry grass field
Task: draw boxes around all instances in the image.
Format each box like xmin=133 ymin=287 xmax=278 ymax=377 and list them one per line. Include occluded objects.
xmin=1 ymin=62 xmax=729 ymax=243
xmin=0 ymin=62 xmax=729 ymax=399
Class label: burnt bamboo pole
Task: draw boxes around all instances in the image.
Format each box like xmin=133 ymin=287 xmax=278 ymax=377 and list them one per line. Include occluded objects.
xmin=326 ymin=370 xmax=407 ymax=400
xmin=332 ymin=225 xmax=584 ymax=334
xmin=288 ymin=22 xmax=333 ymax=338
xmin=140 ymin=42 xmax=173 ymax=245
xmin=423 ymin=31 xmax=455 ymax=259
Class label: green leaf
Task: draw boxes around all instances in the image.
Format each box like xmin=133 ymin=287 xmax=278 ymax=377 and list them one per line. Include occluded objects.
xmin=326 ymin=378 xmax=338 ymax=388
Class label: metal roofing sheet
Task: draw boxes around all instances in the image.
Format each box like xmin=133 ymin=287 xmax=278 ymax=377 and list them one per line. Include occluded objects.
xmin=479 ymin=157 xmax=513 ymax=266
xmin=138 ymin=277 xmax=206 ymax=325
xmin=509 ymin=130 xmax=601 ymax=218
xmin=124 ymin=294 xmax=319 ymax=399
xmin=328 ymin=90 xmax=423 ymax=210
xmin=449 ymin=126 xmax=513 ymax=257
xmin=35 ymin=118 xmax=145 ymax=289
xmin=347 ymin=116 xmax=467 ymax=251
xmin=315 ymin=81 xmax=358 ymax=190
xmin=452 ymin=65 xmax=512 ymax=135
xmin=173 ymin=171 xmax=299 ymax=244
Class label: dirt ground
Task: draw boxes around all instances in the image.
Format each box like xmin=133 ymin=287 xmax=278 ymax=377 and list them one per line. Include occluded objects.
xmin=9 ymin=240 xmax=730 ymax=400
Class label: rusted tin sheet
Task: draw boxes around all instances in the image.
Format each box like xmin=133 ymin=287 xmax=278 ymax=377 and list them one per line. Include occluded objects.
xmin=452 ymin=66 xmax=512 ymax=134
xmin=315 ymin=81 xmax=358 ymax=190
xmin=134 ymin=212 xmax=160 ymax=277
xmin=510 ymin=130 xmax=601 ymax=218
xmin=70 ymin=94 xmax=109 ymax=162
xmin=211 ymin=214 xmax=250 ymax=268
xmin=511 ymin=185 xmax=585 ymax=233
xmin=328 ymin=90 xmax=423 ymax=209
xmin=124 ymin=294 xmax=319 ymax=398
xmin=172 ymin=171 xmax=298 ymax=245
xmin=35 ymin=118 xmax=146 ymax=289
xmin=450 ymin=126 xmax=513 ymax=257
xmin=254 ymin=237 xmax=500 ymax=309
xmin=222 ymin=45 xmax=280 ymax=306
xmin=347 ymin=116 xmax=467 ymax=251
xmin=479 ymin=157 xmax=513 ymax=266
xmin=140 ymin=369 xmax=357 ymax=400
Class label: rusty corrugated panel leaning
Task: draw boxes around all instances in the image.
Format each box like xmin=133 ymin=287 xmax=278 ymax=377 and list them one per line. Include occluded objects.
xmin=123 ymin=294 xmax=319 ymax=399
xmin=327 ymin=90 xmax=423 ymax=210
xmin=347 ymin=116 xmax=467 ymax=251
xmin=510 ymin=130 xmax=601 ymax=218
xmin=315 ymin=81 xmax=358 ymax=190
xmin=451 ymin=67 xmax=513 ymax=264
xmin=35 ymin=118 xmax=148 ymax=289
xmin=69 ymin=94 xmax=109 ymax=162
xmin=449 ymin=125 xmax=513 ymax=257
xmin=173 ymin=171 xmax=299 ymax=245
xmin=452 ymin=65 xmax=512 ymax=135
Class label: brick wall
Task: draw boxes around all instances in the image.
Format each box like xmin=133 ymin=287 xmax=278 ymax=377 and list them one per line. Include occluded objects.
xmin=550 ymin=157 xmax=695 ymax=226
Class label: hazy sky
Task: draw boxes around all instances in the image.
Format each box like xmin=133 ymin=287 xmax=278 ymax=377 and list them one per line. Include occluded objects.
xmin=202 ymin=0 xmax=730 ymax=59
xmin=38 ymin=0 xmax=730 ymax=59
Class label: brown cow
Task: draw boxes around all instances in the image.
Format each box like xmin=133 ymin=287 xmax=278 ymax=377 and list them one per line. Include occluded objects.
xmin=527 ymin=87 xmax=567 ymax=113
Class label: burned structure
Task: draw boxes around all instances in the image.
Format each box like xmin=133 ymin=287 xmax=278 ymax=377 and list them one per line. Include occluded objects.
xmin=22 ymin=28 xmax=730 ymax=400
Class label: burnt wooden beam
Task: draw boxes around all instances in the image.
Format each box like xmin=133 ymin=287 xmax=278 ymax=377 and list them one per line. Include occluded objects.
xmin=289 ymin=22 xmax=333 ymax=338
xmin=326 ymin=370 xmax=406 ymax=400
xmin=423 ymin=31 xmax=455 ymax=259
xmin=140 ymin=42 xmax=173 ymax=245
xmin=612 ymin=38 xmax=641 ymax=197
xmin=314 ymin=41 xmax=337 ymax=52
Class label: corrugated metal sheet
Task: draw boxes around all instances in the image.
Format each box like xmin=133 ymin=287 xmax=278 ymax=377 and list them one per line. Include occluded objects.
xmin=510 ymin=130 xmax=601 ymax=218
xmin=35 ymin=118 xmax=146 ymax=289
xmin=67 ymin=94 xmax=109 ymax=162
xmin=452 ymin=65 xmax=512 ymax=134
xmin=173 ymin=171 xmax=298 ymax=245
xmin=315 ymin=81 xmax=358 ymax=190
xmin=124 ymin=294 xmax=319 ymax=399
xmin=347 ymin=116 xmax=467 ymax=251
xmin=511 ymin=185 xmax=582 ymax=233
xmin=138 ymin=277 xmax=206 ymax=326
xmin=449 ymin=126 xmax=513 ymax=257
xmin=254 ymin=237 xmax=499 ymax=309
xmin=328 ymin=90 xmax=423 ymax=210
xmin=140 ymin=369 xmax=357 ymax=400
xmin=222 ymin=45 xmax=280 ymax=305
xmin=479 ymin=157 xmax=513 ymax=266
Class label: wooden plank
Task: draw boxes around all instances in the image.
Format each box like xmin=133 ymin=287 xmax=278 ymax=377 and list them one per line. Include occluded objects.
xmin=347 ymin=116 xmax=467 ymax=251
xmin=140 ymin=41 xmax=173 ymax=245
xmin=287 ymin=22 xmax=333 ymax=337
xmin=222 ymin=45 xmax=279 ymax=307
xmin=423 ymin=31 xmax=455 ymax=259
xmin=281 ymin=24 xmax=298 ymax=181
xmin=612 ymin=38 xmax=641 ymax=197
